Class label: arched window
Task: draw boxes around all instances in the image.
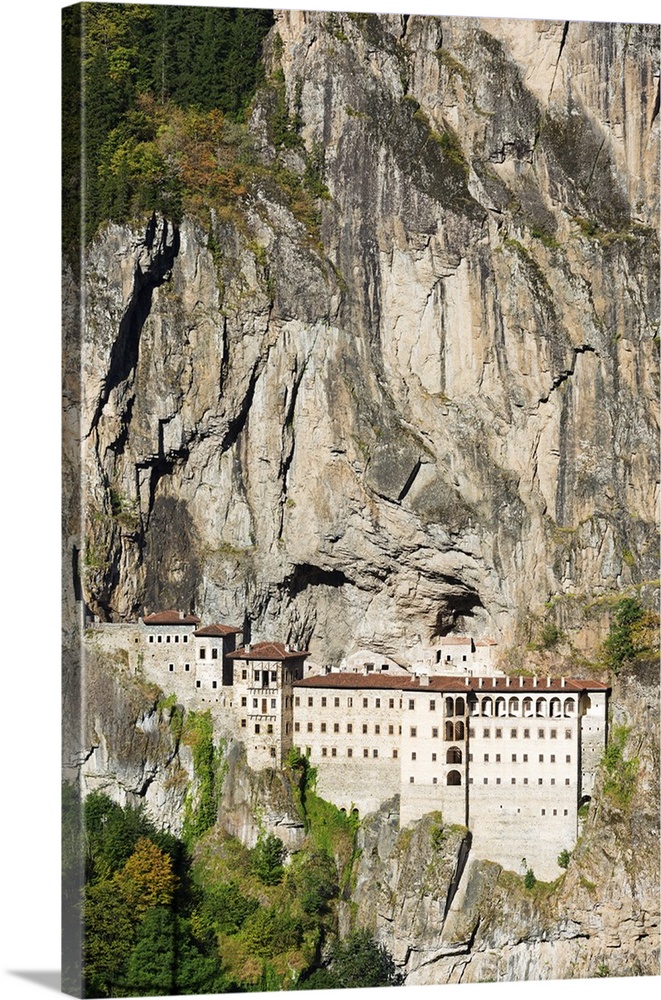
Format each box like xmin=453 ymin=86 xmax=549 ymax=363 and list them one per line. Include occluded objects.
xmin=447 ymin=770 xmax=462 ymax=786
xmin=445 ymin=720 xmax=454 ymax=741
xmin=455 ymin=720 xmax=465 ymax=740
xmin=455 ymin=697 xmax=465 ymax=716
xmin=509 ymin=696 xmax=520 ymax=716
xmin=482 ymin=697 xmax=493 ymax=717
xmin=550 ymin=697 xmax=561 ymax=718
xmin=446 ymin=746 xmax=462 ymax=764
xmin=495 ymin=697 xmax=507 ymax=718
xmin=523 ymin=697 xmax=533 ymax=718
xmin=564 ymin=698 xmax=575 ymax=717
xmin=446 ymin=697 xmax=455 ymax=718
xmin=536 ymin=697 xmax=546 ymax=717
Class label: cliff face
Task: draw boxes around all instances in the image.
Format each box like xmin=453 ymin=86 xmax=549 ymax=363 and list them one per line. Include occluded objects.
xmin=69 ymin=11 xmax=659 ymax=665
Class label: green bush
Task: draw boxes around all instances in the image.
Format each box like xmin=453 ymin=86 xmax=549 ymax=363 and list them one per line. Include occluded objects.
xmin=250 ymin=833 xmax=285 ymax=885
xmin=557 ymin=849 xmax=571 ymax=869
xmin=524 ymin=868 xmax=536 ymax=889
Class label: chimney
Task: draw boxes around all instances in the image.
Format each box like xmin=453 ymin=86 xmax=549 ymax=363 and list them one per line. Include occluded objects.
xmin=479 ymin=677 xmax=483 ymax=688
xmin=506 ymin=676 xmax=511 ymax=687
xmin=533 ymin=676 xmax=538 ymax=687
xmin=179 ymin=610 xmax=185 ymax=620
xmin=519 ymin=676 xmax=524 ymax=687
xmin=561 ymin=677 xmax=566 ymax=688
xmin=492 ymin=676 xmax=497 ymax=687
xmin=547 ymin=677 xmax=551 ymax=688
xmin=285 ymin=643 xmax=291 ymax=653
xmin=245 ymin=643 xmax=252 ymax=653
xmin=464 ymin=676 xmax=470 ymax=686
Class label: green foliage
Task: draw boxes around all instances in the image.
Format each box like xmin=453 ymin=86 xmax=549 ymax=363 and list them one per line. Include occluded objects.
xmin=603 ymin=597 xmax=645 ymax=674
xmin=557 ymin=849 xmax=571 ymax=869
xmin=241 ymin=904 xmax=304 ymax=958
xmin=192 ymin=879 xmax=259 ymax=941
xmin=182 ymin=711 xmax=222 ymax=843
xmin=250 ymin=833 xmax=285 ymax=885
xmin=524 ymin=868 xmax=537 ymax=889
xmin=328 ymin=929 xmax=404 ymax=988
xmin=289 ymin=848 xmax=339 ymax=915
xmin=601 ymin=724 xmax=639 ymax=807
xmin=539 ymin=621 xmax=564 ymax=649
xmin=595 ymin=963 xmax=612 ymax=977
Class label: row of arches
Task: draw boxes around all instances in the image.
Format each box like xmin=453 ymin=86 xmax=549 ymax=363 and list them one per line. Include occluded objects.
xmin=444 ymin=697 xmax=466 ymax=718
xmin=445 ymin=721 xmax=465 ymax=741
xmin=469 ymin=696 xmax=576 ymax=719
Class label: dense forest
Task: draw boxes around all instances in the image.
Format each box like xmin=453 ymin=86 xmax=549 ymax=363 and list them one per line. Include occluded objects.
xmin=63 ymin=2 xmax=330 ymax=271
xmin=63 ymin=3 xmax=275 ymax=256
xmin=64 ymin=746 xmax=402 ymax=996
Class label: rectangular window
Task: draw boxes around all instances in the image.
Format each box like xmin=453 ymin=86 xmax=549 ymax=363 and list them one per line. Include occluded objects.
xmin=565 ymin=729 xmax=572 ymax=739
xmin=388 ymin=725 xmax=394 ymax=735
xmin=348 ymin=748 xmax=353 ymax=758
xmin=362 ymin=724 xmax=368 ymax=734
xmin=432 ymin=727 xmax=438 ymax=738
xmin=539 ymin=754 xmax=544 ymax=762
xmin=468 ymin=753 xmax=473 ymax=762
xmin=433 ymin=776 xmax=438 ymax=784
xmin=240 ymin=718 xmax=247 ymax=728
xmin=524 ymin=729 xmax=530 ymax=738
xmin=409 ymin=700 xmax=415 ymax=710
xmin=331 ymin=748 xmax=337 ymax=757
xmin=512 ymin=753 xmax=517 ymax=762
xmin=295 ymin=696 xmax=300 ymax=707
xmin=564 ymin=809 xmax=568 ymax=816
xmin=431 ymin=752 xmax=437 ymax=762
xmin=483 ymin=777 xmax=488 ymax=785
xmin=169 ymin=664 xmax=174 ymax=672
xmin=496 ymin=728 xmax=502 ymax=738
xmin=196 ymin=680 xmax=201 ymax=688
xmin=523 ymin=777 xmax=528 ymax=784
xmin=321 ymin=697 xmax=327 ymax=707
xmin=271 ymin=698 xmax=276 ymax=709
xmin=496 ymin=777 xmax=501 ymax=785
xmin=375 ymin=698 xmax=381 ymax=708
xmin=389 ymin=698 xmax=395 ymax=709
xmin=484 ymin=753 xmax=489 ymax=762
xmin=523 ymin=754 xmax=528 ymax=762
xmin=363 ymin=698 xmax=368 ymax=708
xmin=253 ymin=669 xmax=259 ymax=680
xmin=255 ymin=724 xmax=260 ymax=734
xmin=157 ymin=635 xmax=162 ymax=643
xmin=334 ymin=723 xmax=340 ymax=733
xmin=495 ymin=754 xmax=501 ymax=762
xmin=538 ymin=778 xmax=543 ymax=785
xmin=149 ymin=635 xmax=154 ymax=643
xmin=511 ymin=729 xmax=517 ymax=738
xmin=550 ymin=729 xmax=557 ymax=739
xmin=566 ymin=755 xmax=571 ymax=763
xmin=185 ymin=663 xmax=190 ymax=672
xmin=550 ymin=754 xmax=556 ymax=763
xmin=363 ymin=749 xmax=369 ymax=758
xmin=253 ymin=699 xmax=258 ymax=708
xmin=393 ymin=749 xmax=398 ymax=759
xmin=321 ymin=723 xmax=327 ymax=733
xmin=267 ymin=724 xmax=273 ymax=734
xmin=271 ymin=672 xmax=277 ymax=683
xmin=541 ymin=808 xmax=546 ymax=816
xmin=166 ymin=635 xmax=171 ymax=643
xmin=270 ymin=747 xmax=277 ymax=758
xmin=410 ymin=727 xmax=417 ymax=738
xmin=199 ymin=648 xmax=206 ymax=659
xmin=212 ymin=648 xmax=218 ymax=660
xmin=174 ymin=635 xmax=179 ymax=643
xmin=347 ymin=723 xmax=353 ymax=733
xmin=538 ymin=729 xmax=545 ymax=739
xmin=511 ymin=777 xmax=516 ymax=784
xmin=334 ymin=697 xmax=340 ymax=707
xmin=469 ymin=727 xmax=475 ymax=738
xmin=241 ymin=669 xmax=247 ymax=679
xmin=183 ymin=635 xmax=188 ymax=643
xmin=409 ymin=776 xmax=415 ymax=783
xmin=551 ymin=778 xmax=556 ymax=785
xmin=373 ymin=749 xmax=378 ymax=758
xmin=411 ymin=752 xmax=417 ymax=761
xmin=483 ymin=728 xmax=490 ymax=738
xmin=241 ymin=697 xmax=247 ymax=706
xmin=308 ymin=697 xmax=313 ymax=707
xmin=430 ymin=700 xmax=436 ymax=711
xmin=375 ymin=724 xmax=380 ymax=734
xmin=212 ymin=680 xmax=217 ymax=689
xmin=565 ymin=778 xmax=570 ymax=785
xmin=307 ymin=723 xmax=313 ymax=732
xmin=322 ymin=748 xmax=327 ymax=757
xmin=348 ymin=698 xmax=353 ymax=707
xmin=295 ymin=722 xmax=300 ymax=733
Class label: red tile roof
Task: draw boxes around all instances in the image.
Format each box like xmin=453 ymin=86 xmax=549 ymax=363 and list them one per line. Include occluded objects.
xmin=227 ymin=641 xmax=309 ymax=662
xmin=142 ymin=610 xmax=201 ymax=625
xmin=441 ymin=637 xmax=473 ymax=646
xmin=294 ymin=673 xmax=609 ymax=693
xmin=194 ymin=623 xmax=242 ymax=637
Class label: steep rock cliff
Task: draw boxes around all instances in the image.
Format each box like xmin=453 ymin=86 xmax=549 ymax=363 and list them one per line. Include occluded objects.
xmin=68 ymin=12 xmax=658 ymax=667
